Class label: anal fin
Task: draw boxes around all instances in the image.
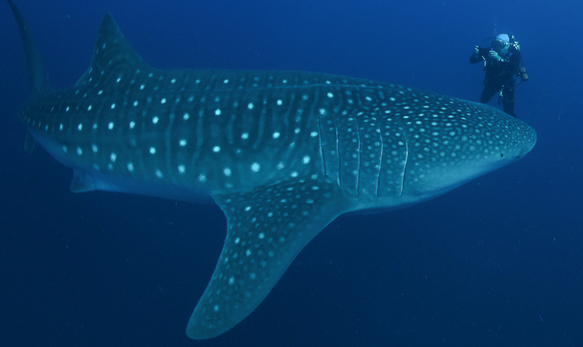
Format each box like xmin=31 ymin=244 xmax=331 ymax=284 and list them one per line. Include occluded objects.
xmin=24 ymin=130 xmax=36 ymax=154
xmin=187 ymin=176 xmax=350 ymax=339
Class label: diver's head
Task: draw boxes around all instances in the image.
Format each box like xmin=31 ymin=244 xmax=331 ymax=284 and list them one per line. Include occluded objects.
xmin=491 ymin=34 xmax=510 ymax=56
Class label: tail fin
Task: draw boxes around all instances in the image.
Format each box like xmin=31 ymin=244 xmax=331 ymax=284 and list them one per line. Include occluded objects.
xmin=7 ymin=0 xmax=52 ymax=96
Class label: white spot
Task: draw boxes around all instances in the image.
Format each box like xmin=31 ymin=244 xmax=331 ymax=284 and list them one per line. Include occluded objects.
xmin=116 ymin=77 xmax=121 ymax=83
xmin=129 ymin=121 xmax=136 ymax=129
xmin=241 ymin=133 xmax=249 ymax=139
xmin=140 ymin=84 xmax=145 ymax=90
xmin=224 ymin=168 xmax=232 ymax=177
xmin=76 ymin=147 xmax=83 ymax=156
xmin=92 ymin=144 xmax=98 ymax=153
xmin=77 ymin=124 xmax=83 ymax=131
xmin=251 ymin=162 xmax=260 ymax=172
xmin=246 ymin=249 xmax=252 ymax=256
xmin=224 ymin=79 xmax=229 ymax=84
xmin=228 ymin=277 xmax=235 ymax=285
xmin=213 ymin=305 xmax=219 ymax=312
xmin=235 ymin=237 xmax=240 ymax=244
xmin=108 ymin=122 xmax=114 ymax=130
xmin=98 ymin=90 xmax=103 ymax=95
xmin=110 ymin=153 xmax=117 ymax=162
xmin=149 ymin=147 xmax=156 ymax=154
xmin=183 ymin=113 xmax=190 ymax=120
xmin=87 ymin=105 xmax=92 ymax=111
xmin=213 ymin=146 xmax=221 ymax=153
xmin=291 ymin=171 xmax=298 ymax=177
xmin=161 ymin=98 xmax=166 ymax=104
xmin=327 ymin=92 xmax=334 ymax=98
xmin=133 ymin=101 xmax=138 ymax=107
xmin=171 ymin=78 xmax=176 ymax=83
xmin=258 ymin=233 xmax=265 ymax=239
xmin=110 ymin=103 xmax=116 ymax=109
xmin=155 ymin=170 xmax=163 ymax=178
xmin=310 ymin=131 xmax=318 ymax=137
xmin=198 ymin=174 xmax=207 ymax=182
xmin=277 ymin=99 xmax=283 ymax=105
xmin=215 ymin=109 xmax=221 ymax=116
xmin=247 ymin=102 xmax=254 ymax=109
xmin=179 ymin=139 xmax=187 ymax=147
xmin=66 ymin=107 xmax=70 ymax=112
xmin=178 ymin=165 xmax=186 ymax=174
xmin=152 ymin=116 xmax=159 ymax=124
xmin=277 ymin=162 xmax=284 ymax=169
xmin=245 ymin=206 xmax=252 ymax=211
xmin=59 ymin=124 xmax=63 ymax=131
xmin=303 ymin=156 xmax=311 ymax=164
xmin=272 ymin=132 xmax=280 ymax=139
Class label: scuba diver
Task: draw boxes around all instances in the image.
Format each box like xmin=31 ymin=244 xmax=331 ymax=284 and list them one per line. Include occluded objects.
xmin=470 ymin=34 xmax=528 ymax=117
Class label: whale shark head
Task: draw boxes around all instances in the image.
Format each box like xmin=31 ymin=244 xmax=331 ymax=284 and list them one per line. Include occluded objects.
xmin=388 ymin=97 xmax=536 ymax=201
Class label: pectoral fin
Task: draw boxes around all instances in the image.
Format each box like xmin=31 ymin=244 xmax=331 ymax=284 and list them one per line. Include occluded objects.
xmin=186 ymin=176 xmax=350 ymax=339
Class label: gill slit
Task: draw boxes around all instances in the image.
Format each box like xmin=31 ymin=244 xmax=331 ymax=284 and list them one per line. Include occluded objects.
xmin=317 ymin=118 xmax=327 ymax=176
xmin=397 ymin=120 xmax=409 ymax=197
xmin=354 ymin=117 xmax=361 ymax=195
xmin=253 ymin=102 xmax=266 ymax=150
xmin=375 ymin=118 xmax=384 ymax=198
xmin=332 ymin=113 xmax=341 ymax=187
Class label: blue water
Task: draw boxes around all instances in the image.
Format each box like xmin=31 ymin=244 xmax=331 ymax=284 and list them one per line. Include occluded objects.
xmin=1 ymin=0 xmax=581 ymax=346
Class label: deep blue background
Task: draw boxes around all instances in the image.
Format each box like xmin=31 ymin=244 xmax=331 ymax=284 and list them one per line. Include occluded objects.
xmin=1 ymin=0 xmax=582 ymax=346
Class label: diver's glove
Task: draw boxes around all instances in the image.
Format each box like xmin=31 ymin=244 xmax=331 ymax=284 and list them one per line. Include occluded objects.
xmin=473 ymin=45 xmax=480 ymax=57
xmin=489 ymin=50 xmax=504 ymax=62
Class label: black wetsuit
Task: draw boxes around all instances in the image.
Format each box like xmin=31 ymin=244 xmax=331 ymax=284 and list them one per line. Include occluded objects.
xmin=470 ymin=45 xmax=521 ymax=117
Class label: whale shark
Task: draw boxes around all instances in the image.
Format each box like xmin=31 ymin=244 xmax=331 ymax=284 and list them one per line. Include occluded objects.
xmin=7 ymin=0 xmax=536 ymax=339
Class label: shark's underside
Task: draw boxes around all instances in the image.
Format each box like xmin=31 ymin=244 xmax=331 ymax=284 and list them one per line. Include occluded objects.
xmin=7 ymin=0 xmax=536 ymax=339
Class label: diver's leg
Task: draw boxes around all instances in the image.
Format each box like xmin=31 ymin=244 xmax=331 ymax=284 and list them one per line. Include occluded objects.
xmin=480 ymin=84 xmax=497 ymax=104
xmin=502 ymin=83 xmax=516 ymax=117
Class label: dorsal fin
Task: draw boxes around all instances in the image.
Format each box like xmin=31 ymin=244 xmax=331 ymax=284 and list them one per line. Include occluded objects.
xmin=76 ymin=13 xmax=149 ymax=87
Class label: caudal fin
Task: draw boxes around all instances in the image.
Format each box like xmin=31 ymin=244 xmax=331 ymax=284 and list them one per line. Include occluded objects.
xmin=6 ymin=0 xmax=52 ymax=96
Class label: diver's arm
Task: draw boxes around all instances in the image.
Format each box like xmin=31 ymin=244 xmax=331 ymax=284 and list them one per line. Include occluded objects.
xmin=470 ymin=46 xmax=489 ymax=64
xmin=495 ymin=50 xmax=521 ymax=70
xmin=508 ymin=50 xmax=521 ymax=69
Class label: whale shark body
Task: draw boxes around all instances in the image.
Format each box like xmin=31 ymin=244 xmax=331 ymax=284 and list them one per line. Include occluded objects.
xmin=7 ymin=0 xmax=536 ymax=339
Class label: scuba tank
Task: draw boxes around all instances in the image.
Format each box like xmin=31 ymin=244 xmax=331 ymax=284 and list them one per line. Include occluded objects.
xmin=510 ymin=35 xmax=529 ymax=82
xmin=518 ymin=66 xmax=529 ymax=82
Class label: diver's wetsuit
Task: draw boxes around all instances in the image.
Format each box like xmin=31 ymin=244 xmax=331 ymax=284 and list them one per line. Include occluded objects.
xmin=470 ymin=46 xmax=521 ymax=117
